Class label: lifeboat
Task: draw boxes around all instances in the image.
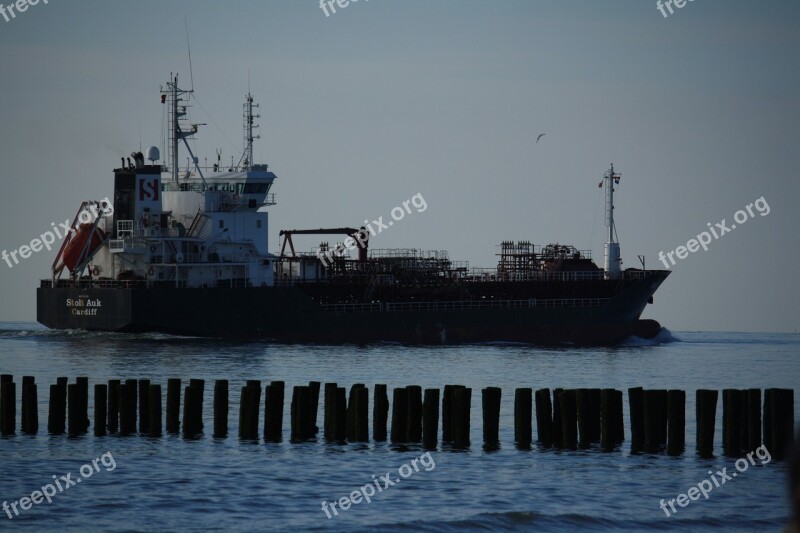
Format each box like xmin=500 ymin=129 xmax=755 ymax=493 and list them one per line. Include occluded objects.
xmin=63 ymin=223 xmax=106 ymax=272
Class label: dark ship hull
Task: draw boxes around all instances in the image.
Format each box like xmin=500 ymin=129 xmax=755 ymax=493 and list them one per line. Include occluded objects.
xmin=37 ymin=270 xmax=668 ymax=345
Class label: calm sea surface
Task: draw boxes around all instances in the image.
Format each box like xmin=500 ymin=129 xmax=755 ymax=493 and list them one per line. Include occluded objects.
xmin=0 ymin=323 xmax=797 ymax=531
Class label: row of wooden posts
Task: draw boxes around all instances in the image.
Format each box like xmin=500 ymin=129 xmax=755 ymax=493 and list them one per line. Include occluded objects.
xmin=0 ymin=375 xmax=795 ymax=459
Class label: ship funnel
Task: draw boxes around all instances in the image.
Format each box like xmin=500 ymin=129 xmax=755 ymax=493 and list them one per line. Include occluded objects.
xmin=131 ymin=151 xmax=145 ymax=169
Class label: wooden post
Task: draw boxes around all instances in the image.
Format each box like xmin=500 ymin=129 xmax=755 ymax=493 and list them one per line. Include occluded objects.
xmin=183 ymin=384 xmax=202 ymax=438
xmin=628 ymin=387 xmax=644 ymax=453
xmin=213 ymin=380 xmax=228 ymax=438
xmin=166 ymin=378 xmax=181 ymax=434
xmin=291 ymin=385 xmax=311 ymax=442
xmin=238 ymin=385 xmax=249 ymax=439
xmin=118 ymin=383 xmax=135 ymax=436
xmin=22 ymin=378 xmax=37 ymax=435
xmin=406 ymin=385 xmax=422 ymax=443
xmin=107 ymin=379 xmax=120 ymax=434
xmin=453 ymin=386 xmax=472 ymax=449
xmin=515 ymin=388 xmax=533 ymax=449
xmin=264 ymin=381 xmax=284 ymax=442
xmin=722 ymin=389 xmax=742 ymax=456
xmin=183 ymin=381 xmax=203 ymax=439
xmin=148 ymin=384 xmax=162 ymax=437
xmin=138 ymin=379 xmax=150 ymax=434
xmin=190 ymin=379 xmax=205 ymax=431
xmin=48 ymin=379 xmax=67 ymax=435
xmin=373 ymin=384 xmax=389 ymax=442
xmin=0 ymin=378 xmax=15 ymax=436
xmin=124 ymin=379 xmax=137 ymax=433
xmin=93 ymin=384 xmax=107 ymax=436
xmin=666 ymin=389 xmax=685 ymax=456
xmin=534 ymin=388 xmax=552 ymax=448
xmin=308 ymin=381 xmax=320 ymax=436
xmin=600 ymin=389 xmax=615 ymax=451
xmin=613 ymin=390 xmax=625 ymax=443
xmin=746 ymin=388 xmax=761 ymax=452
xmin=391 ymin=387 xmax=408 ymax=443
xmin=576 ymin=388 xmax=593 ymax=449
xmin=246 ymin=380 xmax=261 ymax=440
xmin=442 ymin=385 xmax=455 ymax=443
xmin=21 ymin=376 xmax=34 ymax=434
xmin=323 ymin=383 xmax=337 ymax=441
xmin=552 ymin=388 xmax=563 ymax=449
xmin=589 ymin=389 xmax=602 ymax=442
xmin=423 ymin=388 xmax=440 ymax=450
xmin=643 ymin=389 xmax=663 ymax=453
xmin=353 ymin=386 xmax=369 ymax=442
xmin=76 ymin=377 xmax=90 ymax=433
xmin=770 ymin=388 xmax=795 ymax=460
xmin=67 ymin=383 xmax=80 ymax=436
xmin=334 ymin=387 xmax=347 ymax=442
xmin=696 ymin=389 xmax=718 ymax=458
xmin=482 ymin=387 xmax=502 ymax=449
xmin=346 ymin=384 xmax=365 ymax=442
xmin=559 ymin=389 xmax=577 ymax=450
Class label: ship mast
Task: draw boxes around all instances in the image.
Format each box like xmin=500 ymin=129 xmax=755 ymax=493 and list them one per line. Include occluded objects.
xmin=238 ymin=92 xmax=260 ymax=170
xmin=601 ymin=163 xmax=622 ymax=279
xmin=161 ymin=74 xmax=205 ymax=185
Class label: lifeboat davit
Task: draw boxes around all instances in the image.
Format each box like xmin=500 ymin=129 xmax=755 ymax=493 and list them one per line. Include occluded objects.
xmin=63 ymin=223 xmax=106 ymax=272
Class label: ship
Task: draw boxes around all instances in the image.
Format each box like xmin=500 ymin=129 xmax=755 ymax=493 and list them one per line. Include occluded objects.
xmin=37 ymin=75 xmax=670 ymax=345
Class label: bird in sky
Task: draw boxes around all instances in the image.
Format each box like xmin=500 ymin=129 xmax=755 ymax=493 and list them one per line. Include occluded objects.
xmin=536 ymin=133 xmax=546 ymax=143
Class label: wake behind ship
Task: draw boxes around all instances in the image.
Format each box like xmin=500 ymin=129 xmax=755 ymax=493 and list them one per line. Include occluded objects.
xmin=37 ymin=76 xmax=670 ymax=345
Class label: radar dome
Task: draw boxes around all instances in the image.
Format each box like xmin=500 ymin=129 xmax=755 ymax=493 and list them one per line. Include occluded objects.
xmin=146 ymin=146 xmax=160 ymax=163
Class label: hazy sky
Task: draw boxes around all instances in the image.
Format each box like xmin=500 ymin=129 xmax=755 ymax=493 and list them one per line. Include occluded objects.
xmin=0 ymin=0 xmax=798 ymax=332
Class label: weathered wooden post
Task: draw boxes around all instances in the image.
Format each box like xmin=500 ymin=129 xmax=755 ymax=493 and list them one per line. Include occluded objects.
xmin=373 ymin=384 xmax=389 ymax=442
xmin=76 ymin=377 xmax=90 ymax=433
xmin=353 ymin=386 xmax=369 ymax=442
xmin=482 ymin=386 xmax=501 ymax=449
xmin=0 ymin=376 xmax=15 ymax=436
xmin=391 ymin=387 xmax=408 ymax=443
xmin=291 ymin=385 xmax=312 ymax=442
xmin=422 ymin=388 xmax=440 ymax=450
xmin=213 ymin=380 xmax=228 ymax=438
xmin=264 ymin=381 xmax=284 ymax=442
xmin=576 ymin=388 xmax=594 ymax=449
xmin=628 ymin=387 xmax=644 ymax=453
xmin=406 ymin=385 xmax=423 ymax=443
xmin=666 ymin=389 xmax=685 ymax=456
xmin=166 ymin=378 xmax=181 ymax=434
xmin=643 ymin=389 xmax=661 ymax=453
xmin=770 ymin=388 xmax=795 ymax=460
xmin=67 ymin=383 xmax=81 ymax=436
xmin=534 ymin=388 xmax=552 ymax=448
xmin=107 ymin=379 xmax=120 ymax=434
xmin=48 ymin=379 xmax=67 ymax=435
xmin=93 ymin=384 xmax=107 ymax=436
xmin=183 ymin=383 xmax=203 ymax=438
xmin=746 ymin=388 xmax=761 ymax=452
xmin=453 ymin=386 xmax=472 ymax=449
xmin=600 ymin=389 xmax=615 ymax=451
xmin=323 ymin=383 xmax=337 ymax=442
xmin=552 ymin=388 xmax=563 ymax=449
xmin=696 ymin=389 xmax=718 ymax=458
xmin=334 ymin=386 xmax=347 ymax=442
xmin=722 ymin=389 xmax=742 ymax=456
xmin=22 ymin=377 xmax=37 ymax=435
xmin=138 ymin=379 xmax=150 ymax=434
xmin=559 ymin=389 xmax=577 ymax=450
xmin=308 ymin=381 xmax=320 ymax=436
xmin=148 ymin=384 xmax=162 ymax=437
xmin=515 ymin=388 xmax=532 ymax=449
xmin=442 ymin=385 xmax=455 ymax=443
xmin=20 ymin=376 xmax=33 ymax=434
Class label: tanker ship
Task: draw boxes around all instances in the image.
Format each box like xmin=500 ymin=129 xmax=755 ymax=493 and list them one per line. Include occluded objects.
xmin=37 ymin=75 xmax=670 ymax=345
